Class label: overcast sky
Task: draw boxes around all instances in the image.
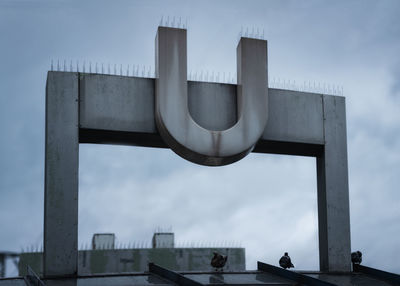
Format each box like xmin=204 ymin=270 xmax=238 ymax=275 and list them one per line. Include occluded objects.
xmin=1 ymin=0 xmax=399 ymax=277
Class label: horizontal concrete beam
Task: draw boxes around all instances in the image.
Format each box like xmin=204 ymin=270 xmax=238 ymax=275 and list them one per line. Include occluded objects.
xmin=79 ymin=74 xmax=325 ymax=155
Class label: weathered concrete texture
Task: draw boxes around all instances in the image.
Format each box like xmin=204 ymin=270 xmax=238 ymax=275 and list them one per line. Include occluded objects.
xmin=44 ymin=72 xmax=79 ymax=277
xmin=188 ymin=82 xmax=237 ymax=131
xmin=263 ymin=89 xmax=324 ymax=144
xmin=19 ymin=248 xmax=245 ymax=276
xmin=79 ymin=75 xmax=323 ymax=146
xmin=80 ymin=74 xmax=156 ymax=133
xmin=317 ymin=95 xmax=351 ymax=272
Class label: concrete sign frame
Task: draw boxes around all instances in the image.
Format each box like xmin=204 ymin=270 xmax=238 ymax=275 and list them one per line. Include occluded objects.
xmin=44 ymin=26 xmax=351 ymax=277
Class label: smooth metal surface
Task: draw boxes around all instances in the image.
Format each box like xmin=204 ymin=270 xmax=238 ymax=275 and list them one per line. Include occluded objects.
xmin=316 ymin=95 xmax=351 ymax=272
xmin=306 ymin=272 xmax=394 ymax=286
xmin=155 ymin=27 xmax=268 ymax=166
xmin=258 ymin=261 xmax=337 ymax=286
xmin=149 ymin=263 xmax=203 ymax=286
xmin=353 ymin=264 xmax=400 ymax=285
xmin=44 ymin=72 xmax=79 ymax=277
xmin=185 ymin=272 xmax=296 ymax=285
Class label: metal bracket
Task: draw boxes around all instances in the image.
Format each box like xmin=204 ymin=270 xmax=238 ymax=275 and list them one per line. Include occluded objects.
xmin=24 ymin=265 xmax=46 ymax=286
xmin=148 ymin=263 xmax=203 ymax=286
xmin=257 ymin=261 xmax=337 ymax=286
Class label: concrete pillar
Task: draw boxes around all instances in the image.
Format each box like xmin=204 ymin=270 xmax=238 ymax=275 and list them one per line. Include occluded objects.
xmin=44 ymin=72 xmax=79 ymax=277
xmin=317 ymin=95 xmax=351 ymax=272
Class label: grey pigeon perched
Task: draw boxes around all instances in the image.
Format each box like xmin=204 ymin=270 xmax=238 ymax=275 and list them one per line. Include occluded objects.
xmin=211 ymin=252 xmax=228 ymax=271
xmin=351 ymin=251 xmax=362 ymax=264
xmin=279 ymin=252 xmax=294 ymax=269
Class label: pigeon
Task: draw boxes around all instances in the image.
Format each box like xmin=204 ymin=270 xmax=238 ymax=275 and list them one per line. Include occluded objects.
xmin=351 ymin=251 xmax=362 ymax=264
xmin=279 ymin=252 xmax=294 ymax=269
xmin=211 ymin=252 xmax=228 ymax=271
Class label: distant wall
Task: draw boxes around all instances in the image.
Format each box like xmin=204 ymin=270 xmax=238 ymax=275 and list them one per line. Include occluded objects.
xmin=19 ymin=248 xmax=245 ymax=276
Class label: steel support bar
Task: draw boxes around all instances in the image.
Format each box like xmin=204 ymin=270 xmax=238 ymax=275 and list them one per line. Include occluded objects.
xmin=353 ymin=264 xmax=400 ymax=285
xmin=148 ymin=263 xmax=203 ymax=286
xmin=24 ymin=266 xmax=46 ymax=286
xmin=257 ymin=261 xmax=337 ymax=286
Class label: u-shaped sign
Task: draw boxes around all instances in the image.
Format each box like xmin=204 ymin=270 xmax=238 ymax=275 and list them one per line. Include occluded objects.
xmin=155 ymin=27 xmax=268 ymax=166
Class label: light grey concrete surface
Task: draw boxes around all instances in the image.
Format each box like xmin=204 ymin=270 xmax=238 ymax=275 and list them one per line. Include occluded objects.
xmin=263 ymin=89 xmax=324 ymax=144
xmin=44 ymin=72 xmax=79 ymax=277
xmin=155 ymin=27 xmax=268 ymax=166
xmin=80 ymin=74 xmax=156 ymax=133
xmin=317 ymin=95 xmax=351 ymax=272
xmin=188 ymin=82 xmax=237 ymax=131
xmin=19 ymin=248 xmax=245 ymax=276
xmin=79 ymin=77 xmax=324 ymax=146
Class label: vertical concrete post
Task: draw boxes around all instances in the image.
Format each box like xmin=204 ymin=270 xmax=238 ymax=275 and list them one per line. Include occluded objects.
xmin=317 ymin=95 xmax=351 ymax=272
xmin=44 ymin=72 xmax=79 ymax=277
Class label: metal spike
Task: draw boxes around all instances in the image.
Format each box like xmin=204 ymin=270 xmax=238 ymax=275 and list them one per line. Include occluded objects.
xmin=95 ymin=62 xmax=98 ymax=73
xmin=83 ymin=61 xmax=85 ymax=73
xmin=57 ymin=59 xmax=60 ymax=71
xmin=160 ymin=16 xmax=163 ymax=26
xmin=127 ymin=64 xmax=130 ymax=76
xmin=101 ymin=63 xmax=104 ymax=74
xmin=167 ymin=15 xmax=169 ymax=26
xmin=51 ymin=59 xmax=54 ymax=71
xmin=172 ymin=16 xmax=175 ymax=27
xmin=64 ymin=60 xmax=66 ymax=71
xmin=114 ymin=64 xmax=117 ymax=75
xmin=70 ymin=60 xmax=73 ymax=72
xmin=120 ymin=64 xmax=122 ymax=75
xmin=107 ymin=63 xmax=110 ymax=74
xmin=76 ymin=60 xmax=79 ymax=72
